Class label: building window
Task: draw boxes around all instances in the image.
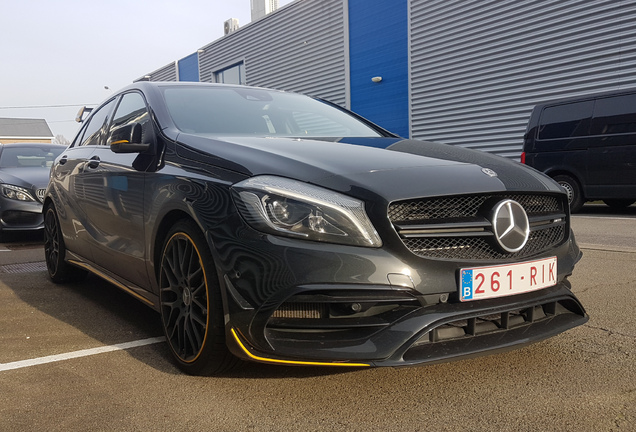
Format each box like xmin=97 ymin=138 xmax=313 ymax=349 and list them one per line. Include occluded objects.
xmin=214 ymin=62 xmax=245 ymax=85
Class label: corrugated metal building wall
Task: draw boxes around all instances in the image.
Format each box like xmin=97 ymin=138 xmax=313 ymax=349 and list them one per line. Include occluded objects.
xmin=144 ymin=62 xmax=177 ymax=82
xmin=138 ymin=0 xmax=636 ymax=159
xmin=410 ymin=0 xmax=636 ymax=158
xmin=198 ymin=0 xmax=347 ymax=107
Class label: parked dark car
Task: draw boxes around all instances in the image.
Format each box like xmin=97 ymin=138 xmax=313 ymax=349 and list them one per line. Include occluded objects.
xmin=44 ymin=82 xmax=587 ymax=375
xmin=0 ymin=142 xmax=66 ymax=236
xmin=522 ymin=89 xmax=636 ymax=212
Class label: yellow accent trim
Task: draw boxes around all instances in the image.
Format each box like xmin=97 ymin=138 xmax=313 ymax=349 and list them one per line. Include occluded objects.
xmin=69 ymin=260 xmax=154 ymax=307
xmin=230 ymin=328 xmax=370 ymax=367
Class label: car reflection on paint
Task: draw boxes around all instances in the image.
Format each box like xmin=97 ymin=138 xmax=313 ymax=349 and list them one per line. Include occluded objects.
xmin=43 ymin=82 xmax=588 ymax=375
xmin=0 ymin=143 xmax=66 ymax=236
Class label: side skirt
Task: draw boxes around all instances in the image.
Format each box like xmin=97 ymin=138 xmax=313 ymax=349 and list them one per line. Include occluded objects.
xmin=67 ymin=255 xmax=159 ymax=310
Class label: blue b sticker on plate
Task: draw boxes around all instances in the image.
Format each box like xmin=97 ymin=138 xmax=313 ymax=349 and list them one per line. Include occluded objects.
xmin=461 ymin=269 xmax=473 ymax=300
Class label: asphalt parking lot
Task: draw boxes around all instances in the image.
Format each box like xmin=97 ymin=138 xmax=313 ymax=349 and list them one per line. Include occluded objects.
xmin=1 ymin=204 xmax=635 ymax=431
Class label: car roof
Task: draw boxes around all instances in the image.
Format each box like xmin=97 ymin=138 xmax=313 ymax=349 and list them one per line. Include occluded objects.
xmin=534 ymin=86 xmax=636 ymax=108
xmin=121 ymin=81 xmax=293 ymax=97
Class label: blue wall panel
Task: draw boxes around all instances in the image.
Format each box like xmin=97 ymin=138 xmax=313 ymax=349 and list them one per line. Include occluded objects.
xmin=178 ymin=53 xmax=200 ymax=82
xmin=348 ymin=0 xmax=408 ymax=137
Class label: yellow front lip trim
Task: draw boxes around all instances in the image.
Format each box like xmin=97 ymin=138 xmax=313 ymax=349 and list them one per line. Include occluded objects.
xmin=230 ymin=328 xmax=370 ymax=367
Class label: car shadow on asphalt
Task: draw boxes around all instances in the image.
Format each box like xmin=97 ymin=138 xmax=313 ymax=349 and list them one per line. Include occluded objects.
xmin=2 ymin=234 xmax=360 ymax=378
xmin=9 ymin=270 xmax=362 ymax=378
xmin=2 ymin=268 xmax=173 ymax=368
xmin=576 ymin=203 xmax=636 ymax=217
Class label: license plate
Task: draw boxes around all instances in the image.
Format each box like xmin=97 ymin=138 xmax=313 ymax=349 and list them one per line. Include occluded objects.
xmin=459 ymin=257 xmax=557 ymax=302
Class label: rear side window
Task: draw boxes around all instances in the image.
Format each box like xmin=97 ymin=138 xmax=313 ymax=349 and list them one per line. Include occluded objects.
xmin=538 ymin=101 xmax=593 ymax=140
xmin=80 ymin=99 xmax=116 ymax=146
xmin=590 ymin=93 xmax=636 ymax=135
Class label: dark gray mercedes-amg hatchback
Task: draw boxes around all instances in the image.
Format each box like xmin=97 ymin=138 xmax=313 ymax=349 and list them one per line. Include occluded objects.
xmin=44 ymin=82 xmax=587 ymax=375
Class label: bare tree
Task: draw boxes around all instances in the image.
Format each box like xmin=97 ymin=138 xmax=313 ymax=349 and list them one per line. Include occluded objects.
xmin=52 ymin=134 xmax=70 ymax=146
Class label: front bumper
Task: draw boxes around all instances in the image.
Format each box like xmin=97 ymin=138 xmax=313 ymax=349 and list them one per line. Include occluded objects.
xmin=209 ymin=190 xmax=585 ymax=367
xmin=213 ymin=224 xmax=585 ymax=366
xmin=0 ymin=198 xmax=44 ymax=232
xmin=226 ymin=281 xmax=587 ymax=366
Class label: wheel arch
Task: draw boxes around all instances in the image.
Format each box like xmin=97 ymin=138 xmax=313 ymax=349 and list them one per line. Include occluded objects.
xmin=545 ymin=168 xmax=578 ymax=180
xmin=42 ymin=196 xmax=56 ymax=213
xmin=153 ymin=214 xmax=239 ymax=374
xmin=151 ymin=209 xmax=197 ymax=282
xmin=545 ymin=169 xmax=585 ymax=197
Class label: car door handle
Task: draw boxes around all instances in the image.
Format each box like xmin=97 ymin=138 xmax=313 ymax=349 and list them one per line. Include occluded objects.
xmin=59 ymin=155 xmax=69 ymax=165
xmin=86 ymin=156 xmax=101 ymax=169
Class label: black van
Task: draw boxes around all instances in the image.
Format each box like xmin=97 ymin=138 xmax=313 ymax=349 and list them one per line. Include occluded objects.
xmin=522 ymin=89 xmax=636 ymax=212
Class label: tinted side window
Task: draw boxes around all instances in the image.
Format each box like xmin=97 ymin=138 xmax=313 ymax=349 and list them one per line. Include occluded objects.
xmin=538 ymin=101 xmax=593 ymax=140
xmin=110 ymin=92 xmax=152 ymax=142
xmin=70 ymin=121 xmax=90 ymax=148
xmin=590 ymin=94 xmax=636 ymax=135
xmin=80 ymin=99 xmax=116 ymax=146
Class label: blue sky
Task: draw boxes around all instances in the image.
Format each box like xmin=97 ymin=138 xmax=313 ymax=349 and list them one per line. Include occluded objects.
xmin=0 ymin=0 xmax=293 ymax=140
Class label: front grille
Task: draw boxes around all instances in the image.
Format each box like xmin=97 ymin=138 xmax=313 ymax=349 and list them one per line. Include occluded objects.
xmin=36 ymin=188 xmax=46 ymax=203
xmin=402 ymin=225 xmax=565 ymax=261
xmin=388 ymin=193 xmax=567 ymax=261
xmin=389 ymin=194 xmax=561 ymax=222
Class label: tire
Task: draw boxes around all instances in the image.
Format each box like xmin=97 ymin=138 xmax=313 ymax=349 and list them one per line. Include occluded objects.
xmin=553 ymin=174 xmax=584 ymax=213
xmin=603 ymin=199 xmax=635 ymax=209
xmin=159 ymin=219 xmax=238 ymax=375
xmin=43 ymin=204 xmax=87 ymax=283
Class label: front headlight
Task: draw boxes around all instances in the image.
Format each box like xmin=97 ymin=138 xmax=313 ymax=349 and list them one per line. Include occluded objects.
xmin=1 ymin=184 xmax=36 ymax=202
xmin=232 ymin=176 xmax=382 ymax=247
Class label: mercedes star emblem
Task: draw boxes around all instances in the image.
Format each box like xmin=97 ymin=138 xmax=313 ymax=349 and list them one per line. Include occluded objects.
xmin=491 ymin=199 xmax=530 ymax=253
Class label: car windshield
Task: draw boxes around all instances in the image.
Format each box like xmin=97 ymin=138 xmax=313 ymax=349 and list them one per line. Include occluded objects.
xmin=0 ymin=145 xmax=65 ymax=168
xmin=161 ymin=86 xmax=383 ymax=138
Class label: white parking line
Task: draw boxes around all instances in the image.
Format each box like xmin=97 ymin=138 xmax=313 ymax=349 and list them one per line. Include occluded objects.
xmin=573 ymin=215 xmax=636 ymax=221
xmin=0 ymin=336 xmax=165 ymax=372
xmin=578 ymin=243 xmax=636 ymax=253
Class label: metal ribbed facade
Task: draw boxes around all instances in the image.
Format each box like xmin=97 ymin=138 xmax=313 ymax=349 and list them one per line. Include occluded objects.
xmin=410 ymin=0 xmax=636 ymax=158
xmin=141 ymin=62 xmax=177 ymax=82
xmin=198 ymin=0 xmax=347 ymax=107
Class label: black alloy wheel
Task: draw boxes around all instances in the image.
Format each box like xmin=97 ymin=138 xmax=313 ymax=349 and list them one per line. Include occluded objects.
xmin=159 ymin=219 xmax=237 ymax=375
xmin=43 ymin=205 xmax=86 ymax=283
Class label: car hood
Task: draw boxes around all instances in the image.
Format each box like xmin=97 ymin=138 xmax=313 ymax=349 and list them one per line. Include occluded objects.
xmin=0 ymin=167 xmax=51 ymax=189
xmin=174 ymin=134 xmax=560 ymax=202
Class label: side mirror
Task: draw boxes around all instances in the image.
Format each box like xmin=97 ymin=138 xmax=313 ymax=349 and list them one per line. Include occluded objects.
xmin=75 ymin=106 xmax=93 ymax=123
xmin=108 ymin=122 xmax=151 ymax=153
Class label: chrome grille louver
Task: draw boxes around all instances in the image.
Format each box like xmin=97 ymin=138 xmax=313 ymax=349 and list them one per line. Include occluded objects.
xmin=36 ymin=188 xmax=46 ymax=203
xmin=388 ymin=194 xmax=567 ymax=260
